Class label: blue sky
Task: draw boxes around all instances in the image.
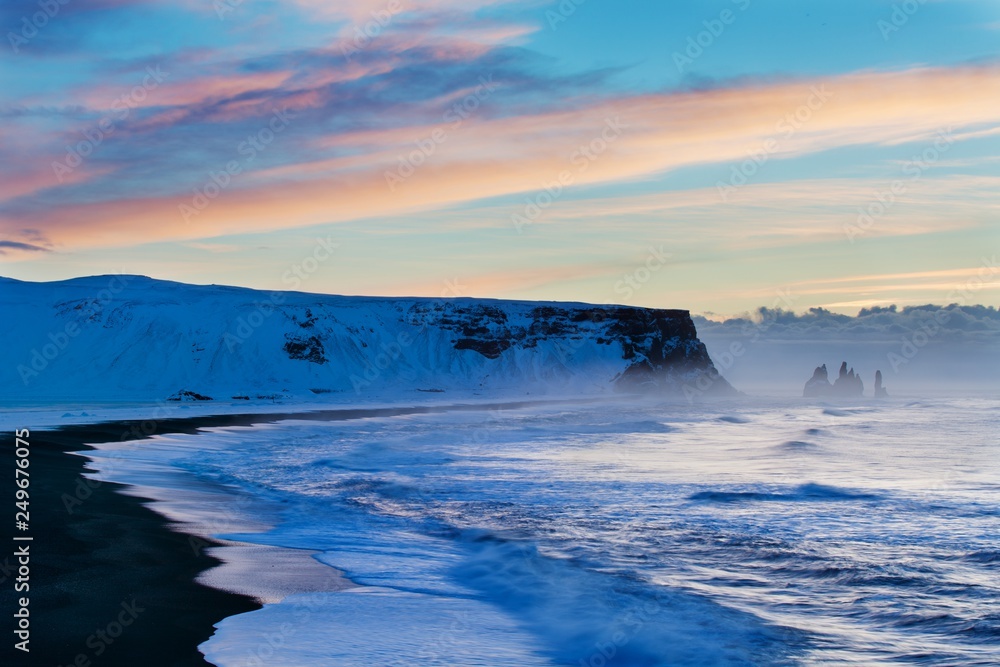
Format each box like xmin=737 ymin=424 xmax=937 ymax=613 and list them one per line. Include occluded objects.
xmin=1 ymin=0 xmax=998 ymax=314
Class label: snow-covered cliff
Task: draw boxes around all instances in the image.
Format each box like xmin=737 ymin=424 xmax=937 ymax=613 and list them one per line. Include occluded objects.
xmin=1 ymin=275 xmax=734 ymax=403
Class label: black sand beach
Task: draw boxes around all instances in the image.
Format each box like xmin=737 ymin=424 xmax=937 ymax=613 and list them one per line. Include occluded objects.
xmin=1 ymin=400 xmax=564 ymax=666
xmin=1 ymin=420 xmax=263 ymax=667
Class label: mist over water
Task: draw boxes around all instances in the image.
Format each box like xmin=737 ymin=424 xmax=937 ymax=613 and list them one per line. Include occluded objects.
xmin=84 ymin=395 xmax=1000 ymax=666
xmin=695 ymin=304 xmax=1000 ymax=395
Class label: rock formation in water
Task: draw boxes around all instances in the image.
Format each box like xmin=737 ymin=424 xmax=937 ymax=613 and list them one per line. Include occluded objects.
xmin=802 ymin=361 xmax=865 ymax=397
xmin=874 ymin=370 xmax=888 ymax=399
xmin=832 ymin=361 xmax=864 ymax=396
xmin=803 ymin=364 xmax=833 ymax=397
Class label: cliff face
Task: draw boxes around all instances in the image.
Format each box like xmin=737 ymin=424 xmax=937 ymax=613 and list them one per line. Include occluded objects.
xmin=406 ymin=301 xmax=732 ymax=394
xmin=1 ymin=275 xmax=734 ymax=402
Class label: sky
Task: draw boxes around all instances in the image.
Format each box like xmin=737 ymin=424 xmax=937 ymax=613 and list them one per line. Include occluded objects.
xmin=1 ymin=0 xmax=999 ymax=316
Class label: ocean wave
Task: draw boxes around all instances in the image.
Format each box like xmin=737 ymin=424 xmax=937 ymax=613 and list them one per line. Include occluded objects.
xmin=83 ymin=398 xmax=1000 ymax=666
xmin=717 ymin=415 xmax=750 ymax=424
xmin=777 ymin=440 xmax=819 ymax=450
xmin=561 ymin=420 xmax=676 ymax=435
xmin=962 ymin=550 xmax=1000 ymax=564
xmin=689 ymin=483 xmax=879 ymax=504
xmin=450 ymin=530 xmax=805 ymax=666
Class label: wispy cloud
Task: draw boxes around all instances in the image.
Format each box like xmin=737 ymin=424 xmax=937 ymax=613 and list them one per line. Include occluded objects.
xmin=4 ymin=63 xmax=1000 ymax=253
xmin=0 ymin=239 xmax=51 ymax=255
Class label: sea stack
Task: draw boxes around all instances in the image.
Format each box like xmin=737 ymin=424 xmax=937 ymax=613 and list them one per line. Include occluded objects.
xmin=802 ymin=361 xmax=867 ymax=397
xmin=803 ymin=364 xmax=833 ymax=397
xmin=874 ymin=370 xmax=889 ymax=399
xmin=833 ymin=361 xmax=864 ymax=397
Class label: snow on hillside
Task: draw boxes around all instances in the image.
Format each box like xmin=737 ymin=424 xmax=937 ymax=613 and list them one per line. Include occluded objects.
xmin=0 ymin=275 xmax=733 ymax=404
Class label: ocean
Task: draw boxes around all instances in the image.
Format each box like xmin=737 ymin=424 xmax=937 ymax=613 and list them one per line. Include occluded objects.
xmin=82 ymin=396 xmax=1000 ymax=666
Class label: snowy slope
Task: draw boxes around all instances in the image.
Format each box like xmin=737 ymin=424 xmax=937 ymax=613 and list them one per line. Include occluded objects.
xmin=0 ymin=275 xmax=734 ymax=403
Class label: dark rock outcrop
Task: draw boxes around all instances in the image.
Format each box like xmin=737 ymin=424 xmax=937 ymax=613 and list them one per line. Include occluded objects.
xmin=167 ymin=390 xmax=213 ymax=401
xmin=283 ymin=334 xmax=327 ymax=364
xmin=832 ymin=361 xmax=864 ymax=396
xmin=803 ymin=364 xmax=833 ymax=397
xmin=453 ymin=337 xmax=511 ymax=359
xmin=803 ymin=361 xmax=865 ymax=397
xmin=406 ymin=301 xmax=737 ymax=396
xmin=874 ymin=370 xmax=888 ymax=399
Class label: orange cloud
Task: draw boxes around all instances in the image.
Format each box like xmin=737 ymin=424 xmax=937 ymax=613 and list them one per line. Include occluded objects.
xmin=0 ymin=162 xmax=111 ymax=201
xmin=477 ymin=175 xmax=998 ymax=247
xmin=5 ymin=64 xmax=1000 ymax=251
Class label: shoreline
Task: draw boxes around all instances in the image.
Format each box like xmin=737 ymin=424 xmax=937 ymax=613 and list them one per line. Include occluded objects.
xmin=1 ymin=399 xmax=591 ymax=666
xmin=0 ymin=393 xmax=623 ymax=433
xmin=1 ymin=422 xmax=261 ymax=667
xmin=78 ymin=436 xmax=355 ymax=606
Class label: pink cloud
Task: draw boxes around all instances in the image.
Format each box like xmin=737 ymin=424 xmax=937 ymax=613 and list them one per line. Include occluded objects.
xmin=291 ymin=0 xmax=515 ymax=24
xmin=77 ymin=70 xmax=293 ymax=112
xmin=5 ymin=64 xmax=1000 ymax=251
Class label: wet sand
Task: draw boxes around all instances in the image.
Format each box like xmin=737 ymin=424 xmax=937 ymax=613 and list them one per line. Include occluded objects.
xmin=1 ymin=421 xmax=262 ymax=666
xmin=1 ymin=400 xmax=561 ymax=666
